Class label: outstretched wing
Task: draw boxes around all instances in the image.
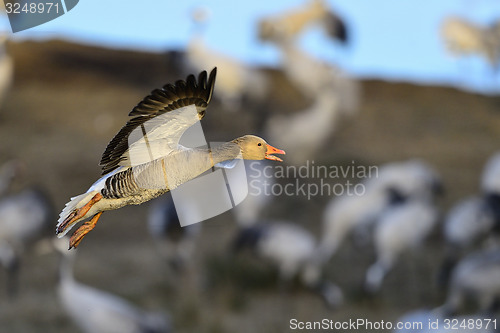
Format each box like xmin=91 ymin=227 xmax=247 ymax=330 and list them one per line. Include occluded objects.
xmin=99 ymin=68 xmax=217 ymax=175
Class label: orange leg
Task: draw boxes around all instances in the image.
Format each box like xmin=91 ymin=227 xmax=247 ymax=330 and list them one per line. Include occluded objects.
xmin=57 ymin=193 xmax=103 ymax=235
xmin=69 ymin=212 xmax=103 ymax=249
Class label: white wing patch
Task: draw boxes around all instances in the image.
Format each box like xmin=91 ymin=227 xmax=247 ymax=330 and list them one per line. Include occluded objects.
xmin=123 ymin=105 xmax=200 ymax=167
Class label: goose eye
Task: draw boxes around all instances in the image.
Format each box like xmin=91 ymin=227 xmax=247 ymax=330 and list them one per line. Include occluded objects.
xmin=257 ymin=143 xmax=262 ymax=146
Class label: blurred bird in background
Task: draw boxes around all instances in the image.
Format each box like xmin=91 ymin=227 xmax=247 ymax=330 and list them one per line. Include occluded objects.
xmin=440 ymin=152 xmax=500 ymax=287
xmin=185 ymin=8 xmax=270 ymax=109
xmin=365 ymin=199 xmax=439 ymax=293
xmin=437 ymin=248 xmax=500 ymax=317
xmin=0 ymin=159 xmax=23 ymax=197
xmin=0 ymin=33 xmax=13 ymax=113
xmin=441 ymin=16 xmax=500 ymax=71
xmin=148 ymin=194 xmax=201 ymax=272
xmin=0 ymin=160 xmax=53 ymax=298
xmin=318 ymin=160 xmax=442 ymax=266
xmin=258 ymin=0 xmax=348 ymax=44
xmin=53 ymin=237 xmax=172 ymax=333
xmin=233 ymin=220 xmax=343 ymax=308
xmin=259 ymin=0 xmax=358 ymax=166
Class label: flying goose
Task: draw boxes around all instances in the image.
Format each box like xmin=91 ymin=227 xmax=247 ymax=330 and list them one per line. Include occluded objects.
xmin=53 ymin=238 xmax=172 ymax=333
xmin=56 ymin=68 xmax=285 ymax=249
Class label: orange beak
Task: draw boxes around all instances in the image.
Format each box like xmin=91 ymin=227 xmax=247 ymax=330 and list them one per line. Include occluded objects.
xmin=265 ymin=144 xmax=286 ymax=162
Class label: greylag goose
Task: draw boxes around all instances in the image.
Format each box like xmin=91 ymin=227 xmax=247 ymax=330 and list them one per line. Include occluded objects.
xmin=53 ymin=238 xmax=172 ymax=333
xmin=148 ymin=194 xmax=201 ymax=270
xmin=56 ymin=68 xmax=285 ymax=249
xmin=233 ymin=221 xmax=343 ymax=308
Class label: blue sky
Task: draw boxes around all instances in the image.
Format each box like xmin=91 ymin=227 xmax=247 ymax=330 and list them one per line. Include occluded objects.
xmin=7 ymin=0 xmax=500 ymax=94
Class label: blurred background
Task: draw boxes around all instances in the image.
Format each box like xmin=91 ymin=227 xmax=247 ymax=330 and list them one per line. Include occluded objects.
xmin=0 ymin=0 xmax=500 ymax=332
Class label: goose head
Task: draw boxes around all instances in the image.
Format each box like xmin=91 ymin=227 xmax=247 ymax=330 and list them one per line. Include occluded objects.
xmin=232 ymin=135 xmax=285 ymax=161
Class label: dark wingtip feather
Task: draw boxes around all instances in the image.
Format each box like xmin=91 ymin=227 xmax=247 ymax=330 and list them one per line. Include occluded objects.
xmin=128 ymin=68 xmax=217 ymax=117
xmin=100 ymin=69 xmax=218 ymax=175
xmin=206 ymin=67 xmax=217 ymax=105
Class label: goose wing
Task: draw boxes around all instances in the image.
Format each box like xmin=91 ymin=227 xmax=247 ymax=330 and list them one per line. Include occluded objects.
xmin=99 ymin=68 xmax=217 ymax=175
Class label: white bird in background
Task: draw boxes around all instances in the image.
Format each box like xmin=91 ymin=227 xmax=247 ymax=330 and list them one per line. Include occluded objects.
xmin=259 ymin=5 xmax=357 ymax=165
xmin=257 ymin=0 xmax=348 ymax=44
xmin=185 ymin=9 xmax=269 ymax=109
xmin=232 ymin=161 xmax=275 ymax=227
xmin=441 ymin=16 xmax=500 ymax=70
xmin=233 ymin=221 xmax=343 ymax=308
xmin=277 ymin=39 xmax=359 ymax=113
xmin=148 ymin=194 xmax=201 ymax=271
xmin=0 ymin=187 xmax=52 ymax=297
xmin=0 ymin=159 xmax=23 ymax=197
xmin=438 ymin=248 xmax=500 ymax=316
xmin=480 ymin=151 xmax=500 ymax=195
xmin=264 ymin=43 xmax=359 ymax=165
xmin=265 ymin=89 xmax=339 ymax=166
xmin=318 ymin=160 xmax=442 ymax=264
xmin=440 ymin=152 xmax=500 ymax=287
xmin=0 ymin=33 xmax=13 ymax=111
xmin=443 ymin=196 xmax=497 ymax=251
xmin=365 ymin=200 xmax=439 ymax=293
xmin=53 ymin=238 xmax=172 ymax=333
xmin=444 ymin=152 xmax=500 ymax=251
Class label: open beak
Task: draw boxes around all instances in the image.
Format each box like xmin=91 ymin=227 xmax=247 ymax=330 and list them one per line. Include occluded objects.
xmin=265 ymin=144 xmax=286 ymax=162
